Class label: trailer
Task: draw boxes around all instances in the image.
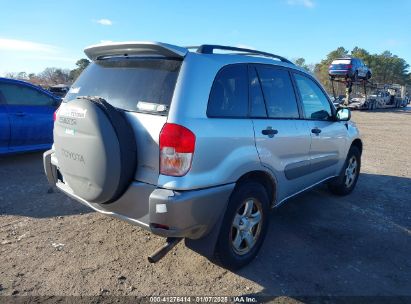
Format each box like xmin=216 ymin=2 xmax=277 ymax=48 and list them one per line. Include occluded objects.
xmin=330 ymin=77 xmax=374 ymax=110
xmin=330 ymin=77 xmax=409 ymax=110
xmin=367 ymin=84 xmax=405 ymax=109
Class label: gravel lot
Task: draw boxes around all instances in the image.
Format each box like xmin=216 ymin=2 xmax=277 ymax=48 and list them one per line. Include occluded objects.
xmin=0 ymin=108 xmax=410 ymax=300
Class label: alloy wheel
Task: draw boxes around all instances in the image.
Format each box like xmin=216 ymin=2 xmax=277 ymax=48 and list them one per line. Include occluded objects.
xmin=230 ymin=198 xmax=263 ymax=255
xmin=345 ymin=156 xmax=358 ymax=188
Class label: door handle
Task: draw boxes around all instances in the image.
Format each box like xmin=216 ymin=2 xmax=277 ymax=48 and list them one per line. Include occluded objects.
xmin=311 ymin=127 xmax=322 ymax=135
xmin=14 ymin=112 xmax=26 ymax=117
xmin=262 ymin=127 xmax=278 ymax=138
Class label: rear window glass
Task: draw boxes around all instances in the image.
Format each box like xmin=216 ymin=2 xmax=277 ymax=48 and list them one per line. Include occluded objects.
xmin=0 ymin=83 xmax=55 ymax=106
xmin=249 ymin=67 xmax=267 ymax=117
xmin=255 ymin=66 xmax=299 ymax=119
xmin=65 ymin=58 xmax=182 ymax=114
xmin=207 ymin=64 xmax=248 ymax=118
xmin=331 ymin=59 xmax=351 ymax=65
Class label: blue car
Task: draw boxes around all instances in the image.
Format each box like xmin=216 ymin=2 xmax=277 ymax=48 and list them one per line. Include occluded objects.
xmin=0 ymin=78 xmax=61 ymax=155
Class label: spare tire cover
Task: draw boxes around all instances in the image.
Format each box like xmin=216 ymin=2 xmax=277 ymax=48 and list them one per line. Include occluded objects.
xmin=54 ymin=97 xmax=136 ymax=204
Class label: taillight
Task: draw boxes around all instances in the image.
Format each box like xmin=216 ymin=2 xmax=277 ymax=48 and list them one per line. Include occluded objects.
xmin=159 ymin=123 xmax=195 ymax=176
xmin=53 ymin=107 xmax=59 ymax=121
xmin=346 ymin=64 xmax=352 ymax=69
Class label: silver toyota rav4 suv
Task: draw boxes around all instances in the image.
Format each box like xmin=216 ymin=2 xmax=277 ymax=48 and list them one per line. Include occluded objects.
xmin=43 ymin=42 xmax=362 ymax=270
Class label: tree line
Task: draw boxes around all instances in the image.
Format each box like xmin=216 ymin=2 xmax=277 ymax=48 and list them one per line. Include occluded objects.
xmin=4 ymin=47 xmax=410 ymax=92
xmin=294 ymin=46 xmax=411 ymax=93
xmin=4 ymin=59 xmax=90 ymax=87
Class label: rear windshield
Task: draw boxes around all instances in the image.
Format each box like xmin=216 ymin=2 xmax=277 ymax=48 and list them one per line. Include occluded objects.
xmin=331 ymin=59 xmax=351 ymax=65
xmin=65 ymin=58 xmax=182 ymax=114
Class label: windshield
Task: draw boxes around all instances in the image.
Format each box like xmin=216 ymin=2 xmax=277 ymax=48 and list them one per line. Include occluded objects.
xmin=65 ymin=58 xmax=182 ymax=114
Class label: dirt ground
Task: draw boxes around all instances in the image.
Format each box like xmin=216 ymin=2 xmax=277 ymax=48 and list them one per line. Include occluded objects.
xmin=0 ymin=107 xmax=410 ymax=301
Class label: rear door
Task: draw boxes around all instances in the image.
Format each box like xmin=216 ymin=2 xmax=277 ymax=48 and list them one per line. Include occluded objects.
xmin=292 ymin=72 xmax=348 ymax=181
xmin=0 ymin=82 xmax=56 ymax=149
xmin=250 ymin=65 xmax=312 ymax=201
xmin=0 ymin=89 xmax=10 ymax=153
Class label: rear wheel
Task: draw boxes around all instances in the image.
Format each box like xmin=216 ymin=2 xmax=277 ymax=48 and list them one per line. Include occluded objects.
xmin=353 ymin=71 xmax=359 ymax=82
xmin=328 ymin=146 xmax=361 ymax=196
xmin=213 ymin=181 xmax=270 ymax=270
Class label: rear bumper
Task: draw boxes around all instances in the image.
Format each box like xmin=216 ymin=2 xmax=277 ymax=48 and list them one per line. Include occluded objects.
xmin=43 ymin=150 xmax=233 ymax=239
xmin=329 ymin=70 xmax=352 ymax=77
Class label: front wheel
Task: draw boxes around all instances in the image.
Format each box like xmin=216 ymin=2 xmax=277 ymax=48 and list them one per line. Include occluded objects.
xmin=366 ymin=72 xmax=371 ymax=80
xmin=328 ymin=146 xmax=361 ymax=196
xmin=213 ymin=181 xmax=270 ymax=270
xmin=352 ymin=71 xmax=359 ymax=82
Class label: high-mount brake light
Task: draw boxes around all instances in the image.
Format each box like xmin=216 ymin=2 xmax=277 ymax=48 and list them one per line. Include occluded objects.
xmin=159 ymin=123 xmax=196 ymax=177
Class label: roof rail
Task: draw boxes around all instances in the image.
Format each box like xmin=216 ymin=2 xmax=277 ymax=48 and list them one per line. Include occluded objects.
xmin=187 ymin=45 xmax=294 ymax=65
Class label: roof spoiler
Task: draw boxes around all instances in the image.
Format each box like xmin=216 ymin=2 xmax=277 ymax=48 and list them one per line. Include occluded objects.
xmin=84 ymin=41 xmax=188 ymax=60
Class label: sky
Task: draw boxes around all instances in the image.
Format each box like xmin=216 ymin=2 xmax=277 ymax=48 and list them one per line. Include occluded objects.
xmin=1 ymin=0 xmax=410 ymax=76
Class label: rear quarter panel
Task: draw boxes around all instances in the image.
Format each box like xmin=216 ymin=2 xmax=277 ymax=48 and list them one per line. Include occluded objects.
xmin=157 ymin=118 xmax=263 ymax=190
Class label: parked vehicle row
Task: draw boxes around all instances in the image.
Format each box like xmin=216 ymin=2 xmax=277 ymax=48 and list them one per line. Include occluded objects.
xmin=331 ymin=83 xmax=410 ymax=110
xmin=48 ymin=84 xmax=70 ymax=98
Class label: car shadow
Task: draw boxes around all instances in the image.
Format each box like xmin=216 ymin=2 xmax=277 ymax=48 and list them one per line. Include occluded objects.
xmin=0 ymin=151 xmax=91 ymax=218
xmin=235 ymin=173 xmax=411 ymax=297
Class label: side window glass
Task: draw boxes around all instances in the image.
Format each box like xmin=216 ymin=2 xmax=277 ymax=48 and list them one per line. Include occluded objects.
xmin=255 ymin=66 xmax=299 ymax=119
xmin=0 ymin=83 xmax=54 ymax=106
xmin=207 ymin=64 xmax=248 ymax=118
xmin=0 ymin=87 xmax=6 ymax=104
xmin=249 ymin=67 xmax=267 ymax=117
xmin=294 ymin=73 xmax=332 ymax=120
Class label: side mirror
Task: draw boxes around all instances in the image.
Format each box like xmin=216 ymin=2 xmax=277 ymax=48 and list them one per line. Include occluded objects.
xmin=336 ymin=107 xmax=351 ymax=121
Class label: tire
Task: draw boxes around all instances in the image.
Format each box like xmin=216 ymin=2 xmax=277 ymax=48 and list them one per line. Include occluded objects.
xmin=353 ymin=71 xmax=359 ymax=82
xmin=213 ymin=181 xmax=270 ymax=270
xmin=366 ymin=72 xmax=371 ymax=80
xmin=328 ymin=146 xmax=361 ymax=196
xmin=54 ymin=97 xmax=137 ymax=204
